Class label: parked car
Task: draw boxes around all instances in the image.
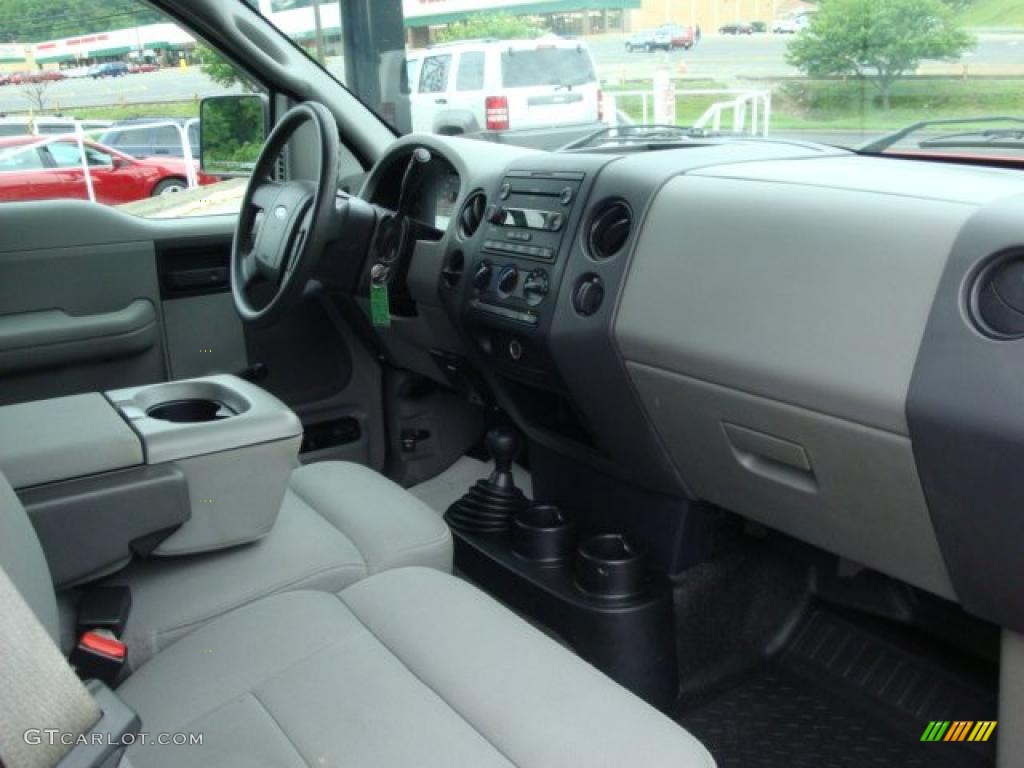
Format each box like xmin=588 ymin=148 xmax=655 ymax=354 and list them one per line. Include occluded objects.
xmin=129 ymin=63 xmax=160 ymax=74
xmin=60 ymin=65 xmax=94 ymax=79
xmin=0 ymin=116 xmax=112 ymax=138
xmin=657 ymin=24 xmax=695 ymax=50
xmin=0 ymin=136 xmax=217 ymax=204
xmin=99 ymin=118 xmax=200 ymax=159
xmin=772 ymin=15 xmax=811 ymax=33
xmin=626 ymin=28 xmax=673 ymax=52
xmin=405 ymin=37 xmax=603 ymax=149
xmin=88 ymin=62 xmax=130 ymax=78
xmin=719 ymin=21 xmax=755 ymax=35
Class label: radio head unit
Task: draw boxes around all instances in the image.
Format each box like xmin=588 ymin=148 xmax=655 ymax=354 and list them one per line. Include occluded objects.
xmin=480 ymin=171 xmax=583 ymax=263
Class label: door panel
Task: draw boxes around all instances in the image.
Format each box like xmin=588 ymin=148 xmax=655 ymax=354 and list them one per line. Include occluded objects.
xmin=0 ymin=235 xmax=166 ymax=405
xmin=0 ymin=200 xmax=385 ymax=469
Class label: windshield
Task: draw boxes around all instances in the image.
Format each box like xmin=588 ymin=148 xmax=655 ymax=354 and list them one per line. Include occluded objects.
xmin=1 ymin=0 xmax=1021 ymax=170
xmin=251 ymin=0 xmax=1022 ymax=161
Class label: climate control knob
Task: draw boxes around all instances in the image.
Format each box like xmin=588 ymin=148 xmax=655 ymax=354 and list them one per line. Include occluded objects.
xmin=497 ymin=265 xmax=519 ymax=296
xmin=523 ymin=269 xmax=550 ymax=306
xmin=472 ymin=260 xmax=494 ymax=291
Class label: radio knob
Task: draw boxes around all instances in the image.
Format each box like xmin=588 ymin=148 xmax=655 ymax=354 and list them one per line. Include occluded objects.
xmin=487 ymin=204 xmax=506 ymax=225
xmin=472 ymin=260 xmax=494 ymax=290
xmin=497 ymin=265 xmax=519 ymax=296
xmin=523 ymin=269 xmax=549 ymax=306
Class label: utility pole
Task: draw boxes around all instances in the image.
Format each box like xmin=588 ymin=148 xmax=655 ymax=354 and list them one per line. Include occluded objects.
xmin=312 ymin=0 xmax=326 ymax=63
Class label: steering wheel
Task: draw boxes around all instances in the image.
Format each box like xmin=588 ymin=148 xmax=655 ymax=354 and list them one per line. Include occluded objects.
xmin=231 ymin=101 xmax=340 ymax=326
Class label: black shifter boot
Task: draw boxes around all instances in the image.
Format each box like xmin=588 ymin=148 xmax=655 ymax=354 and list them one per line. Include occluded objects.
xmin=445 ymin=427 xmax=529 ymax=533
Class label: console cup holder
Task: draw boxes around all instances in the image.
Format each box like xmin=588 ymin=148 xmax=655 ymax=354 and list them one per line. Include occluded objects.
xmin=511 ymin=504 xmax=576 ymax=563
xmin=576 ymin=533 xmax=647 ymax=599
xmin=146 ymin=399 xmax=233 ymax=424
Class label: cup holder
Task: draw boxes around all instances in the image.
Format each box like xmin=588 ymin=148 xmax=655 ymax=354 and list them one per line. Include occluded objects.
xmin=576 ymin=533 xmax=647 ymax=599
xmin=511 ymin=504 xmax=576 ymax=563
xmin=146 ymin=399 xmax=232 ymax=424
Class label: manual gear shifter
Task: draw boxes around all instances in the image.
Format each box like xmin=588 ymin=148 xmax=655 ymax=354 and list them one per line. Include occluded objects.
xmin=445 ymin=427 xmax=529 ymax=533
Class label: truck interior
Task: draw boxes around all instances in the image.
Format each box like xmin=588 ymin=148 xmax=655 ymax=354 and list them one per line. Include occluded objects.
xmin=1 ymin=1 xmax=1022 ymax=767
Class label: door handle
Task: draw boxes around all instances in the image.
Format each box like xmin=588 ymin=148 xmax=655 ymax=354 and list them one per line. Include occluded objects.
xmin=434 ymin=98 xmax=448 ymax=105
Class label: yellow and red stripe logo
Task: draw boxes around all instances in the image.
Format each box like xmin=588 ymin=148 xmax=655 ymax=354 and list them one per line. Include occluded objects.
xmin=921 ymin=721 xmax=997 ymax=742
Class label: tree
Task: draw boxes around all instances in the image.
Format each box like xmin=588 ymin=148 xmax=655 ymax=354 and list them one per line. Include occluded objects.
xmin=786 ymin=0 xmax=974 ymax=109
xmin=196 ymin=45 xmax=253 ymax=92
xmin=0 ymin=0 xmax=159 ymax=43
xmin=434 ymin=13 xmax=542 ymax=44
xmin=20 ymin=79 xmax=51 ymax=112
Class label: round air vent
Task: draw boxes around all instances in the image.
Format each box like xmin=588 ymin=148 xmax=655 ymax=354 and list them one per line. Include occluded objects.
xmin=587 ymin=200 xmax=633 ymax=261
xmin=971 ymin=251 xmax=1024 ymax=339
xmin=458 ymin=191 xmax=487 ymax=239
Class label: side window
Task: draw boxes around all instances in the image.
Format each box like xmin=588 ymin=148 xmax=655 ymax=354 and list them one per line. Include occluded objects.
xmin=150 ymin=125 xmax=182 ymax=150
xmin=455 ymin=52 xmax=485 ymax=92
xmin=0 ymin=147 xmax=45 ymax=171
xmin=44 ymin=142 xmax=84 ymax=168
xmin=0 ymin=0 xmax=264 ymax=218
xmin=84 ymin=146 xmax=113 ymax=167
xmin=419 ymin=55 xmax=451 ymax=94
xmin=406 ymin=58 xmax=422 ymax=93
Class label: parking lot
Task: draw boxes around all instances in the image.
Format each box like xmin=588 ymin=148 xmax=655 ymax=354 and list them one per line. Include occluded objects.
xmin=3 ymin=32 xmax=1024 ymax=115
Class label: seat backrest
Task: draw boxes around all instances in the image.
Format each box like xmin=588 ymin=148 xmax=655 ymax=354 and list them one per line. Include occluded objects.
xmin=0 ymin=471 xmax=58 ymax=641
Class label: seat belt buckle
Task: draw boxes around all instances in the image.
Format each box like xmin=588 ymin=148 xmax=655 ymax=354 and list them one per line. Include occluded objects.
xmin=70 ymin=629 xmax=126 ymax=685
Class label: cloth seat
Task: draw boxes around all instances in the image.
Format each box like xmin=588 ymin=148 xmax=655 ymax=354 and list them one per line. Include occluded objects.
xmin=116 ymin=567 xmax=716 ymax=768
xmin=1 ymin=470 xmax=715 ymax=768
xmin=106 ymin=461 xmax=452 ymax=669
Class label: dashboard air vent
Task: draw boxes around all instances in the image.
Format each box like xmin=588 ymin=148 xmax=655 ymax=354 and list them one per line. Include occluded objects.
xmin=459 ymin=192 xmax=487 ymax=239
xmin=587 ymin=200 xmax=632 ymax=261
xmin=972 ymin=250 xmax=1024 ymax=339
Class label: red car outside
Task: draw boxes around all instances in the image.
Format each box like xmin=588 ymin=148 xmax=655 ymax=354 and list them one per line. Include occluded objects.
xmin=0 ymin=136 xmax=218 ymax=205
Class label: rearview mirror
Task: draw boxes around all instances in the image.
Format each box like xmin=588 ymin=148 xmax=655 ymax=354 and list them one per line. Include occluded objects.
xmin=199 ymin=94 xmax=268 ymax=176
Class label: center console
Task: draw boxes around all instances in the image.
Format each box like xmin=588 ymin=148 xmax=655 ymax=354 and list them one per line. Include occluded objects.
xmin=0 ymin=375 xmax=301 ymax=587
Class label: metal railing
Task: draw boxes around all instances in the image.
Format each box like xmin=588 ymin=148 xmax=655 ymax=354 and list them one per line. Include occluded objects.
xmin=0 ymin=117 xmax=200 ymax=203
xmin=605 ymin=84 xmax=772 ymax=136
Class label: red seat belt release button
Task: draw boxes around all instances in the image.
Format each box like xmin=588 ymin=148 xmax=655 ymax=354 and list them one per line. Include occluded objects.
xmin=80 ymin=630 xmax=126 ymax=660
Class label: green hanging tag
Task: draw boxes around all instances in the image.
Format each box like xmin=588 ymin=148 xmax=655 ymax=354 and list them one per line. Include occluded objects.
xmin=370 ymin=281 xmax=391 ymax=328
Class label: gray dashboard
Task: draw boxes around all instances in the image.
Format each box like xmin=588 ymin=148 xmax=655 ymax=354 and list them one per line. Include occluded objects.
xmin=364 ymin=134 xmax=1024 ymax=631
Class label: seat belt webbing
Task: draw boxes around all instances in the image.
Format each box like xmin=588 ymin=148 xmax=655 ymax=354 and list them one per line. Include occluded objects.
xmin=0 ymin=566 xmax=102 ymax=768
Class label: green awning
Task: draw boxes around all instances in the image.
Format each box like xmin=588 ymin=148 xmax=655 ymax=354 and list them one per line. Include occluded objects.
xmin=167 ymin=42 xmax=194 ymax=50
xmin=0 ymin=56 xmax=27 ymax=63
xmin=141 ymin=40 xmax=171 ymax=49
xmin=87 ymin=45 xmax=132 ymax=57
xmin=405 ymin=0 xmax=640 ymax=27
xmin=34 ymin=53 xmax=75 ymax=63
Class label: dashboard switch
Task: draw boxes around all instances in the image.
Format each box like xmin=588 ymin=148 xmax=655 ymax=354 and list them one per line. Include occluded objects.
xmin=497 ymin=265 xmax=519 ymax=296
xmin=573 ymin=274 xmax=604 ymax=317
xmin=472 ymin=260 xmax=494 ymax=291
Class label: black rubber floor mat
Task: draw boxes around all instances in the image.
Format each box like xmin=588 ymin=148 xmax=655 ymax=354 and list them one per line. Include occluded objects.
xmin=677 ymin=609 xmax=996 ymax=768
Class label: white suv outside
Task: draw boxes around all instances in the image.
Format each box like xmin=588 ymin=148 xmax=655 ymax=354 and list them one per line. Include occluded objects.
xmin=405 ymin=37 xmax=603 ymax=149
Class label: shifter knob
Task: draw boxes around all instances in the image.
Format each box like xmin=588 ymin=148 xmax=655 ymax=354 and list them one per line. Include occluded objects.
xmin=487 ymin=427 xmax=520 ymax=471
xmin=445 ymin=426 xmax=528 ymax=533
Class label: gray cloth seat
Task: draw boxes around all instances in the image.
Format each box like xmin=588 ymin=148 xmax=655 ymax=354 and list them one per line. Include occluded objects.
xmin=117 ymin=567 xmax=715 ymax=768
xmin=1 ymin=470 xmax=714 ymax=768
xmin=106 ymin=461 xmax=453 ymax=669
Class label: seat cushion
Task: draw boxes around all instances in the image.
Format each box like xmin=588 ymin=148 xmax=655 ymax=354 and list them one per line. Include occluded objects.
xmin=117 ymin=567 xmax=714 ymax=768
xmin=108 ymin=461 xmax=451 ymax=669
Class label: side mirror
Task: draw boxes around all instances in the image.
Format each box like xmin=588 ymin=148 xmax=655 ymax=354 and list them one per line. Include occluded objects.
xmin=111 ymin=155 xmax=130 ymax=169
xmin=199 ymin=94 xmax=268 ymax=176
